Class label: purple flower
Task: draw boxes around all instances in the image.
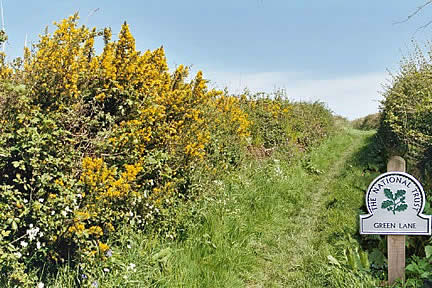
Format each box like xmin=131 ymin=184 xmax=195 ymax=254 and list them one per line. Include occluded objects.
xmin=106 ymin=249 xmax=113 ymax=257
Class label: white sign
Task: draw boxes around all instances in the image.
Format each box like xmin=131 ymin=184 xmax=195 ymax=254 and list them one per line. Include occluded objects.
xmin=360 ymin=172 xmax=431 ymax=235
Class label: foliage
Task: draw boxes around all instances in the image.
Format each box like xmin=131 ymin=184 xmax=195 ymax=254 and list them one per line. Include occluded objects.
xmin=377 ymin=42 xmax=432 ymax=187
xmin=326 ymin=237 xmax=376 ymax=287
xmin=351 ymin=113 xmax=380 ymax=131
xmin=288 ymin=101 xmax=335 ymax=149
xmin=0 ymin=14 xmax=336 ymax=286
xmin=395 ymin=244 xmax=432 ymax=287
xmin=375 ymin=40 xmax=432 ymax=287
xmin=240 ymin=90 xmax=291 ymax=148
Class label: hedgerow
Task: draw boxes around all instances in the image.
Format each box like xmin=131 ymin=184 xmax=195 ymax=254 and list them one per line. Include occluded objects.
xmin=0 ymin=15 xmax=335 ymax=286
xmin=375 ymin=42 xmax=432 ymax=286
xmin=352 ymin=113 xmax=380 ymax=131
xmin=377 ymin=42 xmax=432 ymax=188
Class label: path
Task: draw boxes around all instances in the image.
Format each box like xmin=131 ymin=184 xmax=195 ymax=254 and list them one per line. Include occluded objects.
xmin=244 ymin=129 xmax=375 ymax=287
xmin=152 ymin=128 xmax=378 ymax=288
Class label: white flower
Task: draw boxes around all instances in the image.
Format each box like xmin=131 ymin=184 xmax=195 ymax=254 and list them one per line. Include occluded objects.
xmin=37 ymin=282 xmax=45 ymax=288
xmin=128 ymin=263 xmax=136 ymax=271
xmin=27 ymin=226 xmax=40 ymax=241
xmin=38 ymin=198 xmax=44 ymax=203
xmin=20 ymin=241 xmax=28 ymax=247
xmin=127 ymin=244 xmax=131 ymax=249
xmin=14 ymin=252 xmax=22 ymax=258
xmin=103 ymin=268 xmax=110 ymax=273
xmin=51 ymin=210 xmax=55 ymax=215
xmin=37 ymin=241 xmax=41 ymax=249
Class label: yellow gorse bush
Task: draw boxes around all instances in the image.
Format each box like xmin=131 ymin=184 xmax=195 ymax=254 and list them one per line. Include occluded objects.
xmin=213 ymin=95 xmax=251 ymax=138
xmin=0 ymin=52 xmax=12 ymax=79
xmin=26 ymin=15 xmax=96 ymax=106
xmin=0 ymin=14 xmax=251 ymax=268
xmin=80 ymin=157 xmax=142 ymax=200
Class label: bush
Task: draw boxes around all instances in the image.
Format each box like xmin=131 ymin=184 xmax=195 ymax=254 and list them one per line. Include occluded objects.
xmin=375 ymin=41 xmax=432 ymax=286
xmin=0 ymin=15 xmax=234 ymax=286
xmin=352 ymin=113 xmax=380 ymax=131
xmin=288 ymin=101 xmax=335 ymax=149
xmin=376 ymin=42 xmax=432 ymax=187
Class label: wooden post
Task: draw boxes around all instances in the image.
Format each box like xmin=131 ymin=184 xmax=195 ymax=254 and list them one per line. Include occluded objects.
xmin=387 ymin=156 xmax=406 ymax=285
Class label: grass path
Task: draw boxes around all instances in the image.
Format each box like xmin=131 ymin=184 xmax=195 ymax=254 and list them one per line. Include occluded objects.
xmin=277 ymin=130 xmax=364 ymax=283
xmin=244 ymin=128 xmax=375 ymax=287
xmin=154 ymin=127 xmax=381 ymax=288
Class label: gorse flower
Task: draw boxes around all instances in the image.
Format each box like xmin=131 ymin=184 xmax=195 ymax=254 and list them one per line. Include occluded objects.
xmin=98 ymin=242 xmax=110 ymax=253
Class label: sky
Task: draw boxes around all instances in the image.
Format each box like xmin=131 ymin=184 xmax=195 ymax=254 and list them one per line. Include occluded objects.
xmin=2 ymin=0 xmax=432 ymax=120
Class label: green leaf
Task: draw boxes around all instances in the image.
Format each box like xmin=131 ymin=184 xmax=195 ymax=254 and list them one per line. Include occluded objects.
xmin=406 ymin=263 xmax=418 ymax=273
xmin=152 ymin=248 xmax=172 ymax=263
xmin=381 ymin=200 xmax=393 ymax=209
xmin=11 ymin=161 xmax=23 ymax=168
xmin=369 ymin=248 xmax=386 ymax=267
xmin=425 ymin=246 xmax=432 ymax=259
xmin=395 ymin=204 xmax=408 ymax=212
xmin=421 ymin=271 xmax=432 ymax=279
xmin=327 ymin=255 xmax=341 ymax=267
xmin=359 ymin=251 xmax=370 ymax=271
xmin=384 ymin=188 xmax=394 ymax=200
xmin=395 ymin=190 xmax=406 ymax=199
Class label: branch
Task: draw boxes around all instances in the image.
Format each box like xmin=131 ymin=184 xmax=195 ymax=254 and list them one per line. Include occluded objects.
xmin=85 ymin=8 xmax=99 ymax=24
xmin=415 ymin=19 xmax=432 ymax=33
xmin=394 ymin=0 xmax=432 ymax=25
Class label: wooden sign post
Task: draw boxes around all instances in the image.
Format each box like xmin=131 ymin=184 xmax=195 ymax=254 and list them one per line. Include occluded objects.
xmin=387 ymin=156 xmax=406 ymax=284
xmin=360 ymin=156 xmax=432 ymax=285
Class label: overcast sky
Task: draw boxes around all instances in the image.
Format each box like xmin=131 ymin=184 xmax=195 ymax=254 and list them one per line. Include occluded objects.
xmin=2 ymin=0 xmax=432 ymax=119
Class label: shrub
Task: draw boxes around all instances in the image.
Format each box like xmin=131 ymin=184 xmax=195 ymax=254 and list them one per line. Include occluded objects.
xmin=288 ymin=101 xmax=335 ymax=149
xmin=375 ymin=41 xmax=432 ymax=285
xmin=377 ymin=42 xmax=432 ymax=187
xmin=352 ymin=113 xmax=380 ymax=131
xmin=0 ymin=15 xmax=229 ymax=286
